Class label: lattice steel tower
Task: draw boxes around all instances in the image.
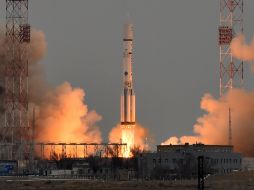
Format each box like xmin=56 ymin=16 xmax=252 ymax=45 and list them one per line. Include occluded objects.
xmin=0 ymin=0 xmax=31 ymax=160
xmin=219 ymin=0 xmax=244 ymax=145
xmin=219 ymin=0 xmax=244 ymax=95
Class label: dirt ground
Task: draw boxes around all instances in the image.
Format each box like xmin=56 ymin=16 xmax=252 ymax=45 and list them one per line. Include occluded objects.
xmin=0 ymin=171 xmax=253 ymax=190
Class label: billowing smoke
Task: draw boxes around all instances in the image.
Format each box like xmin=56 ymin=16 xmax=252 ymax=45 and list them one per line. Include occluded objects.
xmin=162 ymin=90 xmax=254 ymax=156
xmin=0 ymin=28 xmax=102 ymax=149
xmin=162 ymin=34 xmax=254 ymax=156
xmin=109 ymin=123 xmax=149 ymax=154
xmin=28 ymin=30 xmax=102 ymax=144
xmin=231 ymin=34 xmax=254 ymax=61
xmin=35 ymin=82 xmax=102 ymax=143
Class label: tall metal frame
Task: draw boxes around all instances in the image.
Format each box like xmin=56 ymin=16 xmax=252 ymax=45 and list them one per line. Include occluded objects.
xmin=219 ymin=0 xmax=244 ymax=95
xmin=219 ymin=0 xmax=244 ymax=146
xmin=0 ymin=0 xmax=31 ymax=160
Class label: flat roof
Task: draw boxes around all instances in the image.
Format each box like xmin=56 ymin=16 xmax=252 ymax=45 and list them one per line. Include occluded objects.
xmin=157 ymin=144 xmax=234 ymax=148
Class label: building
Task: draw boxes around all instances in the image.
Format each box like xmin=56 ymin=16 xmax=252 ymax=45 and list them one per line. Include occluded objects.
xmin=242 ymin=157 xmax=254 ymax=171
xmin=0 ymin=160 xmax=17 ymax=176
xmin=138 ymin=143 xmax=242 ymax=179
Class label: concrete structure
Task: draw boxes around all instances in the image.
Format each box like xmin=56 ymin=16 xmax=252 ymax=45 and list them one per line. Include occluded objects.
xmin=138 ymin=144 xmax=242 ymax=179
xmin=242 ymin=157 xmax=254 ymax=171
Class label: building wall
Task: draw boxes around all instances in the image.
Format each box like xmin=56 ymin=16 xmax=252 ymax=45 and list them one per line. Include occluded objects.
xmin=242 ymin=157 xmax=254 ymax=171
xmin=138 ymin=144 xmax=242 ymax=179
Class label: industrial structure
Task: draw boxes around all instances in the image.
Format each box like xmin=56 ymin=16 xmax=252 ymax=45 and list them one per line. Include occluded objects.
xmin=120 ymin=23 xmax=136 ymax=157
xmin=219 ymin=0 xmax=244 ymax=95
xmin=34 ymin=143 xmax=127 ymax=160
xmin=219 ymin=0 xmax=244 ymax=145
xmin=0 ymin=0 xmax=31 ymax=161
xmin=0 ymin=0 xmax=247 ymax=179
xmin=0 ymin=1 xmax=128 ymax=174
xmin=138 ymin=144 xmax=242 ymax=179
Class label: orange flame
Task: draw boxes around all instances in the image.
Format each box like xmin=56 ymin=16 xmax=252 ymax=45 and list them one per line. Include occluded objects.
xmin=109 ymin=123 xmax=149 ymax=157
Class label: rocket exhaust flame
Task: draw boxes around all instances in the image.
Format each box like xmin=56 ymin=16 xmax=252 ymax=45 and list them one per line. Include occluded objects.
xmin=121 ymin=125 xmax=135 ymax=158
xmin=109 ymin=123 xmax=149 ymax=157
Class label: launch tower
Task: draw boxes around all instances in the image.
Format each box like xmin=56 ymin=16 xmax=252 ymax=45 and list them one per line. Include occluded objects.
xmin=219 ymin=0 xmax=244 ymax=145
xmin=219 ymin=0 xmax=244 ymax=95
xmin=0 ymin=0 xmax=31 ymax=160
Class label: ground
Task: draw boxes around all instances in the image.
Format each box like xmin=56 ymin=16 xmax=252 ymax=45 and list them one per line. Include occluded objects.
xmin=0 ymin=171 xmax=253 ymax=190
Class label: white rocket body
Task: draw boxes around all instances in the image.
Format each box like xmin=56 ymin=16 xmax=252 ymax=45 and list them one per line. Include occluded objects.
xmin=120 ymin=24 xmax=136 ymax=125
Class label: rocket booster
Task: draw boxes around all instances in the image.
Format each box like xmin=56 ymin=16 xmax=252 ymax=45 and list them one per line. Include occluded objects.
xmin=120 ymin=23 xmax=136 ymax=125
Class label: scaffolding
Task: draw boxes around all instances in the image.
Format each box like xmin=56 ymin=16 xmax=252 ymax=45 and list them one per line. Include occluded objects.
xmin=219 ymin=0 xmax=244 ymax=146
xmin=219 ymin=0 xmax=244 ymax=95
xmin=0 ymin=142 xmax=127 ymax=160
xmin=0 ymin=0 xmax=31 ymax=160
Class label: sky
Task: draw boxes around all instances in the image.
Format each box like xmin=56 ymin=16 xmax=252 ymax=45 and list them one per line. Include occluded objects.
xmin=0 ymin=0 xmax=254 ymax=146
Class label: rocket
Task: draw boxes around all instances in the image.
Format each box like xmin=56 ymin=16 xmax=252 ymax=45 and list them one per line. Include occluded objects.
xmin=120 ymin=23 xmax=136 ymax=125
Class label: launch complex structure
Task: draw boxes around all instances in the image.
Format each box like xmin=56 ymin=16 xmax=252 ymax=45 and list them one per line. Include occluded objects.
xmin=219 ymin=0 xmax=244 ymax=145
xmin=0 ymin=0 xmax=127 ymax=162
xmin=0 ymin=0 xmax=246 ymax=163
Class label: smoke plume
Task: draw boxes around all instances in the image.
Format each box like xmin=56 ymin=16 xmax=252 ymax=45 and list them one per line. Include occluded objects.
xmin=29 ymin=31 xmax=102 ymax=144
xmin=0 ymin=28 xmax=103 ymax=149
xmin=231 ymin=34 xmax=254 ymax=61
xmin=35 ymin=82 xmax=102 ymax=143
xmin=162 ymin=34 xmax=254 ymax=156
xmin=162 ymin=89 xmax=254 ymax=156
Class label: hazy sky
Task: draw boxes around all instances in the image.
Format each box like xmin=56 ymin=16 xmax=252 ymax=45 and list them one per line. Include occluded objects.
xmin=1 ymin=0 xmax=254 ymax=145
